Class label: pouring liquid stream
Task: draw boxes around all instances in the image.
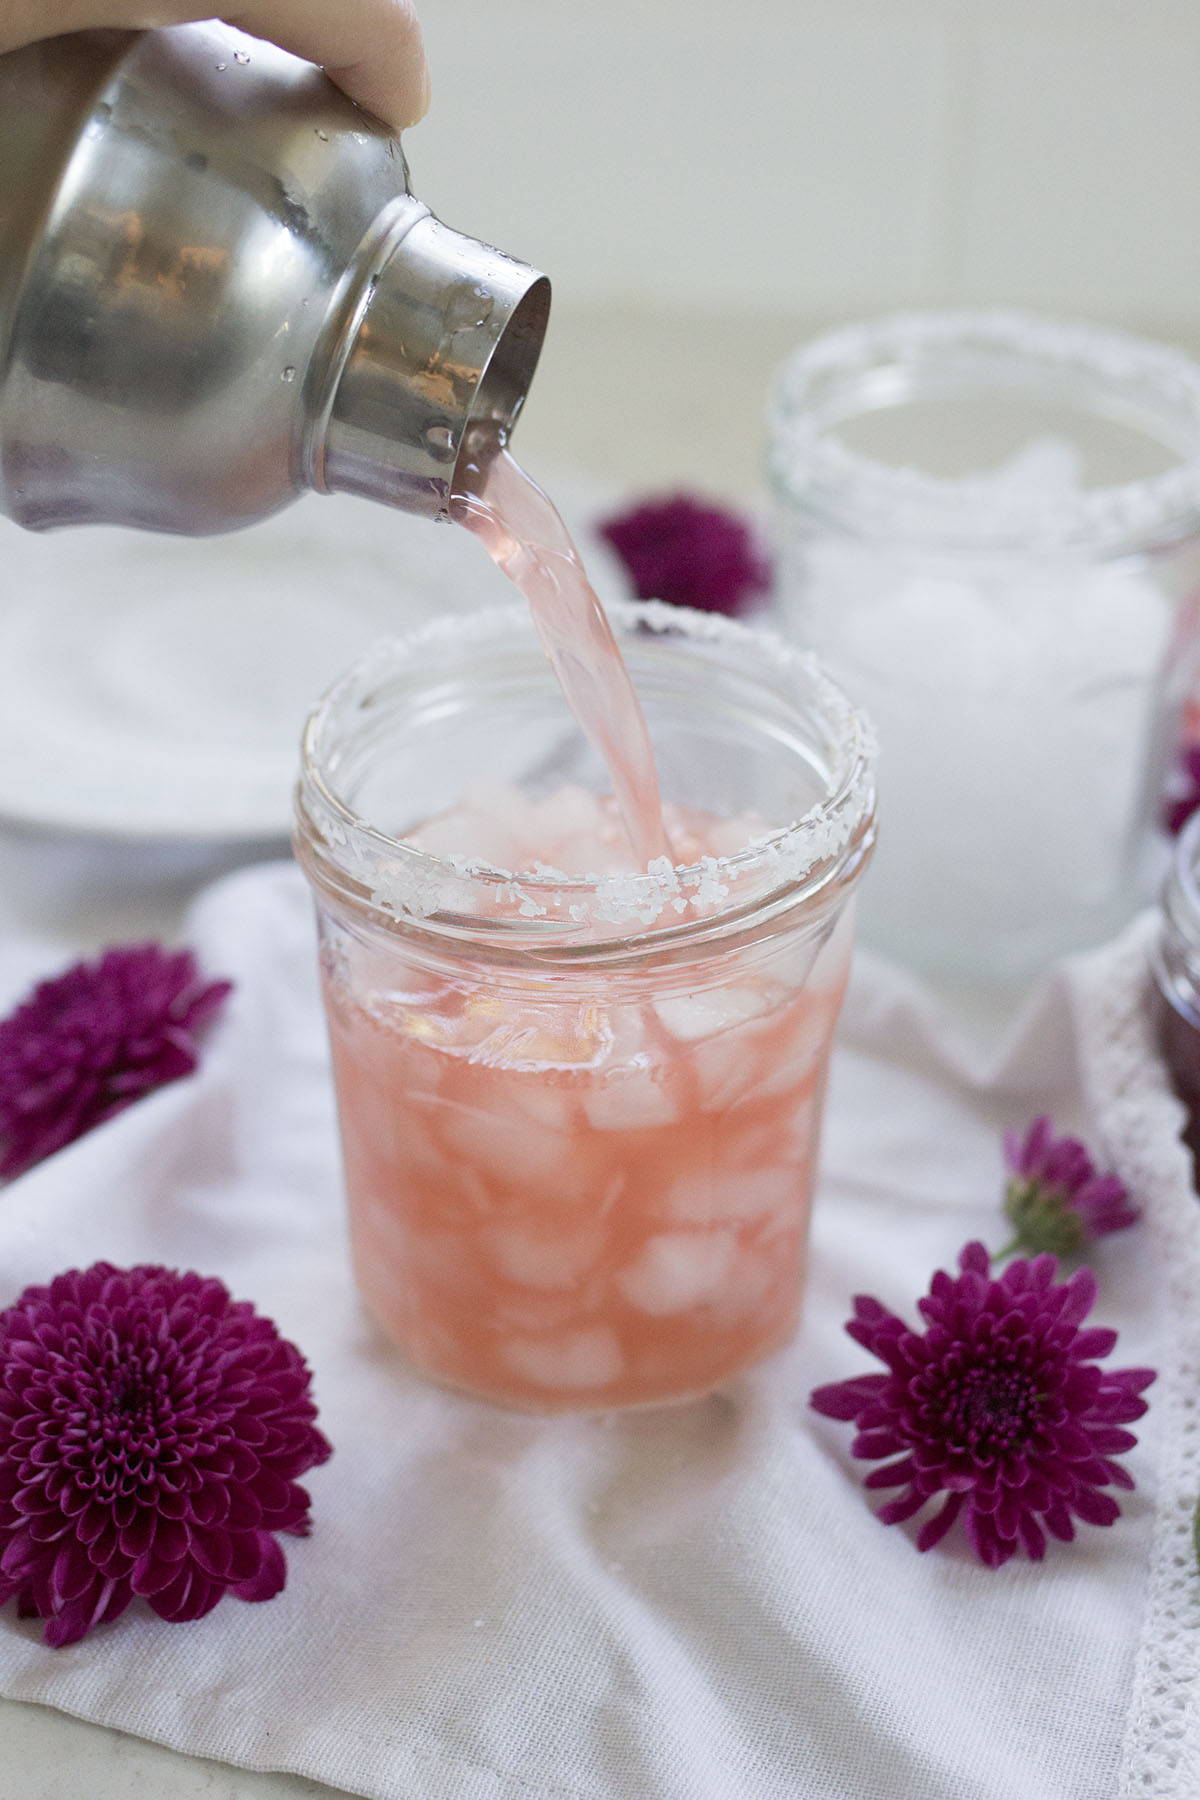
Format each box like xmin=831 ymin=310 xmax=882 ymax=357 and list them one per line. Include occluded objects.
xmin=451 ymin=432 xmax=673 ymax=870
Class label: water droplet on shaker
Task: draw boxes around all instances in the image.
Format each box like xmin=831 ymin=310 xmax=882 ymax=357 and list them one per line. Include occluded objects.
xmin=233 ymin=50 xmax=251 ymax=64
xmin=215 ymin=62 xmax=227 ymax=71
xmin=445 ymin=287 xmax=494 ymax=334
xmin=84 ymin=101 xmax=111 ymax=140
xmin=424 ymin=423 xmax=455 ymax=458
xmin=281 ymin=366 xmax=296 ymax=383
xmin=314 ymin=128 xmax=329 ymax=142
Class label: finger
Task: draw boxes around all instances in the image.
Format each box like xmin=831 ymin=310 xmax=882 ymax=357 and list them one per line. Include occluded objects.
xmin=226 ymin=0 xmax=430 ymax=129
xmin=0 ymin=0 xmax=430 ymax=131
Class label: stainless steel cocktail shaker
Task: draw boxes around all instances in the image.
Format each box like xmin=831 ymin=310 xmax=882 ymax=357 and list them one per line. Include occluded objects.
xmin=0 ymin=22 xmax=550 ymax=531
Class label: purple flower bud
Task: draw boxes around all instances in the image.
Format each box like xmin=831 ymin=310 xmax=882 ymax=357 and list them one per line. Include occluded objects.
xmin=1002 ymin=1115 xmax=1140 ymax=1257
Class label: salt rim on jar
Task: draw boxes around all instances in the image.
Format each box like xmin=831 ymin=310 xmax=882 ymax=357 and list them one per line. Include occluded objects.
xmin=768 ymin=308 xmax=1200 ymax=556
xmin=294 ymin=599 xmax=877 ymax=948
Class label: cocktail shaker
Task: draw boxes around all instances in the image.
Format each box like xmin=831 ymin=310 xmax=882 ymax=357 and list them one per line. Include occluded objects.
xmin=0 ymin=21 xmax=550 ymax=531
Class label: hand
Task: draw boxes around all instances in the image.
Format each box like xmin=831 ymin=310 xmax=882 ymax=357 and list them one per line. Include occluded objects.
xmin=0 ymin=0 xmax=430 ymax=130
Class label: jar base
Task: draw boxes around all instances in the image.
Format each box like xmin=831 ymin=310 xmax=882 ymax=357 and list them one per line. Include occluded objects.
xmin=359 ymin=1294 xmax=802 ymax=1415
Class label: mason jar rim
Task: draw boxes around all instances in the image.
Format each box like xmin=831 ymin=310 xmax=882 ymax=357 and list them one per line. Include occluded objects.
xmin=293 ymin=598 xmax=877 ymax=961
xmin=767 ymin=308 xmax=1200 ymax=557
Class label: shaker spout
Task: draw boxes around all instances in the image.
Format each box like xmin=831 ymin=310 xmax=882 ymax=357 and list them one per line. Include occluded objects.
xmin=315 ymin=211 xmax=550 ymax=519
xmin=0 ymin=20 xmax=550 ymax=532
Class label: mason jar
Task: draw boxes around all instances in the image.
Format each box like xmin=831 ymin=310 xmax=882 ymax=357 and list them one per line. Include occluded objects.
xmin=1152 ymin=808 xmax=1200 ymax=1178
xmin=293 ymin=600 xmax=876 ymax=1411
xmin=768 ymin=309 xmax=1200 ymax=984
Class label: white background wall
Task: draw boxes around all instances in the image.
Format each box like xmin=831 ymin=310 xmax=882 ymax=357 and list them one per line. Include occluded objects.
xmin=406 ymin=0 xmax=1200 ymax=497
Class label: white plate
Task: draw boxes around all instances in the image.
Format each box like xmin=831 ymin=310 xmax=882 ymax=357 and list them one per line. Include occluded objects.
xmin=0 ymin=475 xmax=624 ymax=841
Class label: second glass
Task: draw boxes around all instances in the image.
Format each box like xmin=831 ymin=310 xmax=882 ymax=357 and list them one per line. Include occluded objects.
xmin=294 ymin=601 xmax=876 ymax=1411
xmin=768 ymin=309 xmax=1200 ymax=984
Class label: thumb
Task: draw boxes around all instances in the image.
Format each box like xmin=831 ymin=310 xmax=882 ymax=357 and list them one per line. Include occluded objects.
xmin=0 ymin=0 xmax=431 ymax=131
xmin=224 ymin=0 xmax=430 ymax=129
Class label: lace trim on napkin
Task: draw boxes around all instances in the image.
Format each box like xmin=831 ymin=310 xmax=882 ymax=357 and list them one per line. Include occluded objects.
xmin=1067 ymin=916 xmax=1200 ymax=1797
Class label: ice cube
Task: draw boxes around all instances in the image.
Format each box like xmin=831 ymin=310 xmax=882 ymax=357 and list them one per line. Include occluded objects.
xmin=482 ymin=1221 xmax=606 ymax=1290
xmin=505 ymin=1078 xmax=579 ymax=1134
xmin=654 ymin=985 xmax=770 ymax=1043
xmin=702 ymin=813 xmax=770 ymax=859
xmin=406 ymin=806 xmax=517 ymax=868
xmin=549 ymin=833 xmax=627 ymax=876
xmin=666 ymin=1164 xmax=799 ymax=1226
xmin=763 ymin=938 xmax=821 ymax=993
xmin=990 ymin=434 xmax=1085 ymax=497
xmin=583 ymin=1064 xmax=678 ymax=1130
xmin=459 ymin=775 xmax=540 ymax=841
xmin=350 ymin=944 xmax=448 ymax=1008
xmin=618 ymin=1231 xmax=741 ymax=1317
xmin=502 ymin=1325 xmax=624 ymax=1389
xmin=604 ymin=1002 xmax=652 ymax=1064
xmin=616 ymin=1229 xmax=737 ymax=1314
xmin=756 ymin=1005 xmax=832 ymax=1100
xmin=690 ymin=1026 xmax=767 ymax=1112
xmin=403 ymin=807 xmax=471 ymax=857
xmin=531 ymin=783 xmax=604 ymax=841
xmin=433 ymin=995 xmax=608 ymax=1070
xmin=430 ymin=1096 xmax=572 ymax=1191
xmin=705 ymin=1246 xmax=783 ymax=1326
xmin=718 ymin=1116 xmax=784 ymax=1169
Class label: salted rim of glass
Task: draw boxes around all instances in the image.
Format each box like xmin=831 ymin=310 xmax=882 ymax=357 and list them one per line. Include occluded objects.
xmin=767 ymin=308 xmax=1200 ymax=554
xmin=297 ymin=598 xmax=877 ymax=939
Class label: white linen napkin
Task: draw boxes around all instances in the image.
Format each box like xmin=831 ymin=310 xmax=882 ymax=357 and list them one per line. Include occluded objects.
xmin=0 ymin=860 xmax=1192 ymax=1800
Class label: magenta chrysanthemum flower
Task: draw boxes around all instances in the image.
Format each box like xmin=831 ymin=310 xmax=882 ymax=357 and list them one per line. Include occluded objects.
xmin=1163 ymin=744 xmax=1200 ymax=835
xmin=810 ymin=1241 xmax=1154 ymax=1568
xmin=1002 ymin=1114 xmax=1139 ymax=1258
xmin=0 ymin=943 xmax=231 ymax=1180
xmin=0 ymin=1262 xmax=332 ymax=1647
xmin=598 ymin=492 xmax=772 ymax=617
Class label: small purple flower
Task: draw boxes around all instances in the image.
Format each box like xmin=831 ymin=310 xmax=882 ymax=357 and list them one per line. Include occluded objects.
xmin=0 ymin=1262 xmax=332 ymax=1647
xmin=810 ymin=1241 xmax=1154 ymax=1568
xmin=598 ymin=492 xmax=772 ymax=617
xmin=0 ymin=943 xmax=231 ymax=1180
xmin=1163 ymin=743 xmax=1200 ymax=836
xmin=1002 ymin=1115 xmax=1139 ymax=1259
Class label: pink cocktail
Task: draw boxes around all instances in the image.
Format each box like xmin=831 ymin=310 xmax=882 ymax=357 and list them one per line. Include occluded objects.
xmin=295 ymin=603 xmax=876 ymax=1410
